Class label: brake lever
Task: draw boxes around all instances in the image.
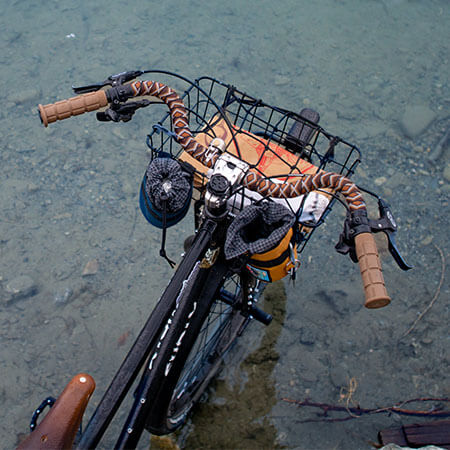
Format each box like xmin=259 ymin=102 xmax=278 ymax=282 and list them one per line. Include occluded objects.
xmin=369 ymin=198 xmax=413 ymax=271
xmin=96 ymin=99 xmax=151 ymax=122
xmin=72 ymin=70 xmax=144 ymax=94
xmin=335 ymin=198 xmax=412 ymax=271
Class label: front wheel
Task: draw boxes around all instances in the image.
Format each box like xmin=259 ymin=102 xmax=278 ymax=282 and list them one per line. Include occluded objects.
xmin=144 ymin=258 xmax=262 ymax=435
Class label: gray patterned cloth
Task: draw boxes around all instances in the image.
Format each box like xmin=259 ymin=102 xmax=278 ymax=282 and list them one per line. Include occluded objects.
xmin=224 ymin=201 xmax=295 ymax=260
xmin=144 ymin=157 xmax=192 ymax=213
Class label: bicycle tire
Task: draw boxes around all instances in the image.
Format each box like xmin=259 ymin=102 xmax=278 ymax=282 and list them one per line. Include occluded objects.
xmin=143 ymin=258 xmax=259 ymax=435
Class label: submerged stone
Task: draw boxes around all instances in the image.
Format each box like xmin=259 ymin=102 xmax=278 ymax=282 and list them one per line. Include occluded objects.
xmin=400 ymin=104 xmax=436 ymax=139
xmin=5 ymin=275 xmax=38 ymax=302
xmin=82 ymin=259 xmax=99 ymax=276
xmin=54 ymin=287 xmax=73 ymax=306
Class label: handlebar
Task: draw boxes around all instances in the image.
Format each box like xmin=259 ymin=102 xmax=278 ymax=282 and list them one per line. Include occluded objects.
xmin=38 ymin=91 xmax=108 ymax=127
xmin=37 ymin=79 xmax=390 ymax=308
xmin=17 ymin=373 xmax=95 ymax=450
xmin=355 ymin=233 xmax=390 ymax=308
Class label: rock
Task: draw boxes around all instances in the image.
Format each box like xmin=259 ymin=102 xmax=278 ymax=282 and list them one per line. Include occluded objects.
xmin=316 ymin=288 xmax=360 ymax=315
xmin=122 ymin=181 xmax=135 ymax=197
xmin=27 ymin=182 xmax=39 ymax=193
xmin=13 ymin=88 xmax=41 ymax=105
xmin=54 ymin=287 xmax=73 ymax=305
xmin=375 ymin=176 xmax=387 ymax=186
xmin=5 ymin=275 xmax=38 ymax=302
xmin=355 ymin=167 xmax=368 ymax=179
xmin=82 ymin=259 xmax=99 ymax=276
xmin=399 ymin=104 xmax=436 ymax=139
xmin=274 ymin=75 xmax=290 ymax=87
xmin=298 ymin=326 xmax=317 ymax=346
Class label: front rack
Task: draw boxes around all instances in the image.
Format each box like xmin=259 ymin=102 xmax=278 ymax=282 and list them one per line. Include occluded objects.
xmin=146 ymin=75 xmax=361 ymax=255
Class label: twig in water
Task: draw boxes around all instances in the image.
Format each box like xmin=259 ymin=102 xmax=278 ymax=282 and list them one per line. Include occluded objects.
xmin=339 ymin=377 xmax=359 ymax=418
xmin=282 ymin=397 xmax=450 ymax=423
xmin=401 ymin=244 xmax=445 ymax=338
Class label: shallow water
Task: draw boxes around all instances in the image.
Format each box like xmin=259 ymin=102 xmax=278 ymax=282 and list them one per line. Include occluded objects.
xmin=1 ymin=0 xmax=449 ymax=449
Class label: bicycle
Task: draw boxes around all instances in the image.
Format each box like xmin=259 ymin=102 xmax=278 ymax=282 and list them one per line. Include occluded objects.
xmin=19 ymin=70 xmax=410 ymax=449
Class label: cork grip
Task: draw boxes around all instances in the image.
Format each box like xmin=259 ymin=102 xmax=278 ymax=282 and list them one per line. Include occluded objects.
xmin=18 ymin=373 xmax=95 ymax=450
xmin=38 ymin=90 xmax=108 ymax=127
xmin=355 ymin=233 xmax=391 ymax=309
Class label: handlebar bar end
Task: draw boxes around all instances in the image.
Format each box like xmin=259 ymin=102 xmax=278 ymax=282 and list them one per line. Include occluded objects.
xmin=37 ymin=90 xmax=109 ymax=127
xmin=365 ymin=294 xmax=391 ymax=309
xmin=355 ymin=232 xmax=391 ymax=309
xmin=38 ymin=104 xmax=49 ymax=127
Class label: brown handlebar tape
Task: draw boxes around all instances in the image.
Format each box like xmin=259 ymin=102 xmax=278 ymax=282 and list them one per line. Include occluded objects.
xmin=17 ymin=373 xmax=95 ymax=450
xmin=355 ymin=233 xmax=391 ymax=308
xmin=128 ymin=80 xmax=367 ymax=211
xmin=38 ymin=90 xmax=108 ymax=127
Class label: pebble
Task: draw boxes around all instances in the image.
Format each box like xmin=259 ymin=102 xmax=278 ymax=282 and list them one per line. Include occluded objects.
xmin=82 ymin=259 xmax=99 ymax=276
xmin=276 ymin=432 xmax=288 ymax=445
xmin=399 ymin=104 xmax=436 ymax=139
xmin=298 ymin=326 xmax=317 ymax=345
xmin=274 ymin=75 xmax=290 ymax=86
xmin=4 ymin=275 xmax=38 ymax=302
xmin=356 ymin=167 xmax=368 ymax=179
xmin=27 ymin=182 xmax=39 ymax=193
xmin=122 ymin=181 xmax=135 ymax=197
xmin=375 ymin=176 xmax=387 ymax=186
xmin=54 ymin=287 xmax=73 ymax=305
xmin=12 ymin=88 xmax=41 ymax=106
xmin=411 ymin=374 xmax=421 ymax=389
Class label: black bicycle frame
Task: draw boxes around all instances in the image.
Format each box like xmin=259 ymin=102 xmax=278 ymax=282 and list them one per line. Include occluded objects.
xmin=115 ymin=258 xmax=231 ymax=449
xmin=76 ymin=219 xmax=217 ymax=449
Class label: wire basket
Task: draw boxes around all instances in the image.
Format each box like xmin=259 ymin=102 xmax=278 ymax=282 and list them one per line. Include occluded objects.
xmin=146 ymin=74 xmax=361 ymax=254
